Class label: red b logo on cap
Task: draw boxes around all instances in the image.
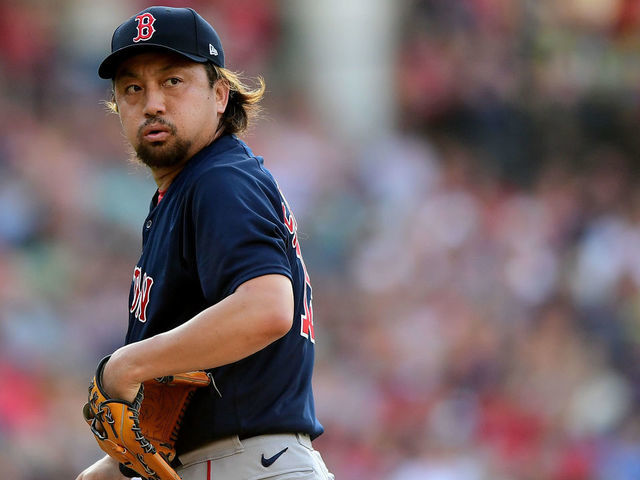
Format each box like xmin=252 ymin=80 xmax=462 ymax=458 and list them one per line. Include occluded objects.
xmin=133 ymin=13 xmax=156 ymax=42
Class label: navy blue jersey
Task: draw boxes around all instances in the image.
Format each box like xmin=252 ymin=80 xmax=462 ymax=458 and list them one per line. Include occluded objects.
xmin=125 ymin=134 xmax=323 ymax=454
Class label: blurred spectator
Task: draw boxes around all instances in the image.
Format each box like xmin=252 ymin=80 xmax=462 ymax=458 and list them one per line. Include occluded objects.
xmin=2 ymin=1 xmax=640 ymax=479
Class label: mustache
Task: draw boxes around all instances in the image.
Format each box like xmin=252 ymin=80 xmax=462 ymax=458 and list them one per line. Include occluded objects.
xmin=137 ymin=117 xmax=177 ymax=138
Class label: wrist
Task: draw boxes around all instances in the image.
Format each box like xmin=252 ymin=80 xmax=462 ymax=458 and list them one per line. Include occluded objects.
xmin=102 ymin=346 xmax=144 ymax=402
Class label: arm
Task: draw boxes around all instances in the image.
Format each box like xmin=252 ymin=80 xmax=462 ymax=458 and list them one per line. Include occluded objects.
xmin=102 ymin=273 xmax=294 ymax=401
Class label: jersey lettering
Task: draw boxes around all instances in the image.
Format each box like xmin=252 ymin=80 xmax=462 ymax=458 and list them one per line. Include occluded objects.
xmin=280 ymin=197 xmax=315 ymax=343
xmin=130 ymin=266 xmax=154 ymax=322
xmin=130 ymin=266 xmax=142 ymax=314
xmin=133 ymin=13 xmax=156 ymax=43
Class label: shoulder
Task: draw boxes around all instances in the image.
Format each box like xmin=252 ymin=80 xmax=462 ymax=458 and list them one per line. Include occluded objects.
xmin=191 ymin=135 xmax=263 ymax=181
xmin=186 ymin=136 xmax=280 ymax=210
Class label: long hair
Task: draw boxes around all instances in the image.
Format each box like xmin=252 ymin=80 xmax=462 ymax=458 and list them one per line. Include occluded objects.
xmin=205 ymin=63 xmax=265 ymax=135
xmin=105 ymin=62 xmax=266 ymax=135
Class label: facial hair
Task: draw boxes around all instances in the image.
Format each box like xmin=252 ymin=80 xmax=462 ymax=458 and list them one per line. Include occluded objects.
xmin=134 ymin=117 xmax=192 ymax=168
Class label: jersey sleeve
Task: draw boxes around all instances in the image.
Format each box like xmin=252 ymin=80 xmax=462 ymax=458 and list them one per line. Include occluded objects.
xmin=185 ymin=165 xmax=292 ymax=304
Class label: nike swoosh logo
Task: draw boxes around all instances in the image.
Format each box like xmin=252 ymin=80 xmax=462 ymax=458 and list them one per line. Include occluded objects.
xmin=261 ymin=447 xmax=288 ymax=467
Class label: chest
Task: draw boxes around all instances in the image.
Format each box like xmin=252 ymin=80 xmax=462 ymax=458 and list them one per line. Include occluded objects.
xmin=127 ymin=200 xmax=204 ymax=339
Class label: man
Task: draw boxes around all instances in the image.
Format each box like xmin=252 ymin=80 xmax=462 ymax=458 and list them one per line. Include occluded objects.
xmin=76 ymin=6 xmax=333 ymax=480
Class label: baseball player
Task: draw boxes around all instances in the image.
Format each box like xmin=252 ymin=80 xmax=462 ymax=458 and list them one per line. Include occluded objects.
xmin=76 ymin=6 xmax=333 ymax=480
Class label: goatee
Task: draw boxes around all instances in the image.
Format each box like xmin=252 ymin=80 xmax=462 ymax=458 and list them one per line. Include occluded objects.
xmin=134 ymin=118 xmax=192 ymax=168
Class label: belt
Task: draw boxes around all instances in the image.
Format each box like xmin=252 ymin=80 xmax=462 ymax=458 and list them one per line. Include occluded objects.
xmin=178 ymin=433 xmax=312 ymax=467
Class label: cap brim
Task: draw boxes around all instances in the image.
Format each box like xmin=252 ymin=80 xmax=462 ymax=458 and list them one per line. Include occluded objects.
xmin=98 ymin=44 xmax=208 ymax=79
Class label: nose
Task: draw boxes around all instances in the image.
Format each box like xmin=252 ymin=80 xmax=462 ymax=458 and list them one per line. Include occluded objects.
xmin=142 ymin=86 xmax=166 ymax=117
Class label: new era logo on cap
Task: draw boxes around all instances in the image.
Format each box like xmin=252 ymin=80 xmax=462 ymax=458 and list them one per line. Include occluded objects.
xmin=98 ymin=6 xmax=225 ymax=79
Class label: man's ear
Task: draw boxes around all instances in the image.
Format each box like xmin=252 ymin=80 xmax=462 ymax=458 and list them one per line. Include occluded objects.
xmin=215 ymin=81 xmax=230 ymax=115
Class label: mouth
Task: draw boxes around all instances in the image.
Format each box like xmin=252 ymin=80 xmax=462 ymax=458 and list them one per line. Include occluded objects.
xmin=140 ymin=124 xmax=172 ymax=143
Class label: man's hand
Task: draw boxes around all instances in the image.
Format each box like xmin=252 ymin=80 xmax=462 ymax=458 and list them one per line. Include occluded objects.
xmin=101 ymin=349 xmax=143 ymax=403
xmin=75 ymin=454 xmax=128 ymax=480
xmin=83 ymin=355 xmax=207 ymax=479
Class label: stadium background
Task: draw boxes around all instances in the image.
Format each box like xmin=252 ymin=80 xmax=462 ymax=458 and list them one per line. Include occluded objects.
xmin=2 ymin=0 xmax=640 ymax=479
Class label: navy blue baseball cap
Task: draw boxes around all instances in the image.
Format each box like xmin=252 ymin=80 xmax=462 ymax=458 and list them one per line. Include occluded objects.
xmin=98 ymin=6 xmax=224 ymax=79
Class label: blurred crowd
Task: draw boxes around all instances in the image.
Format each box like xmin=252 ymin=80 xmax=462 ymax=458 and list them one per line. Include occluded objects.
xmin=2 ymin=0 xmax=640 ymax=479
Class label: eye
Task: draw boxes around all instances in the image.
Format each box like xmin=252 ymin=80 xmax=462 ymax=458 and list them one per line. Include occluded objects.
xmin=164 ymin=77 xmax=182 ymax=87
xmin=124 ymin=84 xmax=142 ymax=95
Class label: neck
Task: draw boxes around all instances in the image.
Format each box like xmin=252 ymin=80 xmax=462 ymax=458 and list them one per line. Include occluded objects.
xmin=151 ymin=160 xmax=189 ymax=191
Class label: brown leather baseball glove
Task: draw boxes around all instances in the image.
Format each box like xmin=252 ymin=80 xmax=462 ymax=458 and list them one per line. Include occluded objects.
xmin=83 ymin=356 xmax=211 ymax=480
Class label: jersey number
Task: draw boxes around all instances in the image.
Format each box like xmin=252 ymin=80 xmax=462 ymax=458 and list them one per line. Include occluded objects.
xmin=281 ymin=200 xmax=315 ymax=343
